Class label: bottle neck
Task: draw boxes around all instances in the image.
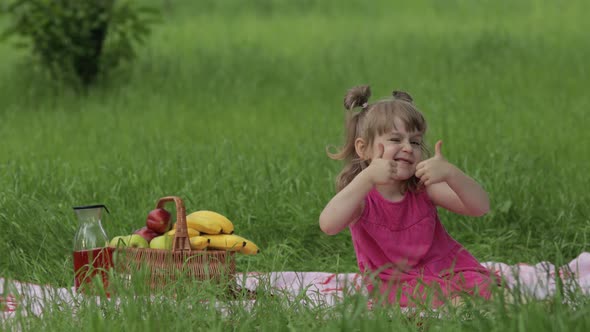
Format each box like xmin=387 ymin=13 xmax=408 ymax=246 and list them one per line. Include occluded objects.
xmin=73 ymin=209 xmax=109 ymax=250
xmin=75 ymin=209 xmax=103 ymax=224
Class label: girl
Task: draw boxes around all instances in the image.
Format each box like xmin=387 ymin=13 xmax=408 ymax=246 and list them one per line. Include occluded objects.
xmin=319 ymin=85 xmax=500 ymax=307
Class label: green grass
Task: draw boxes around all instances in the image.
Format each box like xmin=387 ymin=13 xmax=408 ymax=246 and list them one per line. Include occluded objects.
xmin=1 ymin=0 xmax=590 ymax=330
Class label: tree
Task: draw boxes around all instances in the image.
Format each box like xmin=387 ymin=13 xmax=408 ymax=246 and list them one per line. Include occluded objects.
xmin=1 ymin=0 xmax=160 ymax=87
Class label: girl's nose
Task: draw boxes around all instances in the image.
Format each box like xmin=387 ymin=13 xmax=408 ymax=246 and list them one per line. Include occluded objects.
xmin=401 ymin=141 xmax=413 ymax=152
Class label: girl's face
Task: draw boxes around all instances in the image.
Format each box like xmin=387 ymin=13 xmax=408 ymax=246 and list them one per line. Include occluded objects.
xmin=370 ymin=117 xmax=424 ymax=181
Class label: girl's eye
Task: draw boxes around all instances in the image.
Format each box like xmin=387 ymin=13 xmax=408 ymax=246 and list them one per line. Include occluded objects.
xmin=411 ymin=141 xmax=421 ymax=146
xmin=389 ymin=138 xmax=401 ymax=143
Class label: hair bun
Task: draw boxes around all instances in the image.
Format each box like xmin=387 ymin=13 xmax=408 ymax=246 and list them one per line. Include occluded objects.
xmin=344 ymin=85 xmax=371 ymax=110
xmin=392 ymin=90 xmax=413 ymax=103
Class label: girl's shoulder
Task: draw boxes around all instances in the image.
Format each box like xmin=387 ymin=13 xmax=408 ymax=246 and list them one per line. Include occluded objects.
xmin=414 ymin=187 xmax=434 ymax=203
xmin=414 ymin=187 xmax=437 ymax=212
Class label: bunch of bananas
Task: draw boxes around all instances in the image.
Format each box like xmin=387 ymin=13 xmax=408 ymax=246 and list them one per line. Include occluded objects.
xmin=170 ymin=210 xmax=260 ymax=255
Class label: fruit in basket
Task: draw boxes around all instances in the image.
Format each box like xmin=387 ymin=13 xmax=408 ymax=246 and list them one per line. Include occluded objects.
xmin=109 ymin=236 xmax=127 ymax=248
xmin=186 ymin=210 xmax=234 ymax=234
xmin=109 ymin=234 xmax=149 ymax=248
xmin=134 ymin=226 xmax=159 ymax=242
xmin=149 ymin=235 xmax=173 ymax=250
xmin=146 ymin=208 xmax=172 ymax=234
xmin=166 ymin=227 xmax=200 ymax=237
xmin=239 ymin=239 xmax=260 ymax=255
xmin=186 ymin=217 xmax=222 ymax=234
xmin=189 ymin=236 xmax=210 ymax=250
xmin=202 ymin=234 xmax=247 ymax=251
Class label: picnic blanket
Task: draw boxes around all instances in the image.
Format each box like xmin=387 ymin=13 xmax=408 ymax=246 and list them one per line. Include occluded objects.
xmin=3 ymin=252 xmax=590 ymax=319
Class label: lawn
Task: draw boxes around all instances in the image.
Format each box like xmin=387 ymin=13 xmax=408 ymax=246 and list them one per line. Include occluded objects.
xmin=1 ymin=0 xmax=589 ymax=330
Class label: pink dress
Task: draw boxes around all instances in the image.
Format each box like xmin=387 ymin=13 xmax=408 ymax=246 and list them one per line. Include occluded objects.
xmin=349 ymin=187 xmax=500 ymax=307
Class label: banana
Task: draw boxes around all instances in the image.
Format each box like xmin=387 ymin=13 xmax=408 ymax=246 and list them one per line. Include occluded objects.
xmin=186 ymin=210 xmax=234 ymax=234
xmin=171 ymin=222 xmax=201 ymax=232
xmin=189 ymin=236 xmax=210 ymax=250
xmin=166 ymin=228 xmax=200 ymax=237
xmin=202 ymin=234 xmax=246 ymax=251
xmin=186 ymin=217 xmax=222 ymax=234
xmin=240 ymin=239 xmax=260 ymax=255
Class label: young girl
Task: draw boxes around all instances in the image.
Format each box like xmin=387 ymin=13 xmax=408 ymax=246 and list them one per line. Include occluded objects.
xmin=319 ymin=85 xmax=500 ymax=307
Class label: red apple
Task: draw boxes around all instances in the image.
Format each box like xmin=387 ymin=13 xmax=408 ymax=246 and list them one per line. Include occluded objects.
xmin=146 ymin=208 xmax=171 ymax=234
xmin=133 ymin=226 xmax=160 ymax=242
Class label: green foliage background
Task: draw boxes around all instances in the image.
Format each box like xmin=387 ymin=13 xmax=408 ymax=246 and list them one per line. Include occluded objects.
xmin=1 ymin=0 xmax=158 ymax=86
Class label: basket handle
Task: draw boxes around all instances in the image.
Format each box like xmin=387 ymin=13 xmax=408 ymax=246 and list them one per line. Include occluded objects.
xmin=156 ymin=196 xmax=191 ymax=252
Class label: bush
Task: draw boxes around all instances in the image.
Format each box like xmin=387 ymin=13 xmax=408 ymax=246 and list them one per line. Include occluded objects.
xmin=1 ymin=0 xmax=160 ymax=87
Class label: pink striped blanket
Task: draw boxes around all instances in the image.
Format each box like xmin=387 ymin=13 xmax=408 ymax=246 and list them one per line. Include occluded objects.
xmin=2 ymin=252 xmax=590 ymax=319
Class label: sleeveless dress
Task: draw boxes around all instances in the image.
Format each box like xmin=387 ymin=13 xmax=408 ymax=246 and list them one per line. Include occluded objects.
xmin=349 ymin=187 xmax=500 ymax=307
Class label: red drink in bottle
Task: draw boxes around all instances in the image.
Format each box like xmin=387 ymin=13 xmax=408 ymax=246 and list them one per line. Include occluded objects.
xmin=72 ymin=204 xmax=112 ymax=295
xmin=73 ymin=247 xmax=114 ymax=294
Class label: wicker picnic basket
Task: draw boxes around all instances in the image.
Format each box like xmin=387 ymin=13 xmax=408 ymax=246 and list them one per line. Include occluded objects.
xmin=112 ymin=196 xmax=236 ymax=290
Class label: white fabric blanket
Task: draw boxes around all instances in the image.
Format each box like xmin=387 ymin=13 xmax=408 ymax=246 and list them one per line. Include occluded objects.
xmin=3 ymin=252 xmax=590 ymax=319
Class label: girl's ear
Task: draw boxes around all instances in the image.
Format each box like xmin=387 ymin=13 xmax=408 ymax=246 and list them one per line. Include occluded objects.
xmin=355 ymin=138 xmax=368 ymax=160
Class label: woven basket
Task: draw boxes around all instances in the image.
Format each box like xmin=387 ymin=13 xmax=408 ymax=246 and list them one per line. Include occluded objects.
xmin=112 ymin=196 xmax=236 ymax=291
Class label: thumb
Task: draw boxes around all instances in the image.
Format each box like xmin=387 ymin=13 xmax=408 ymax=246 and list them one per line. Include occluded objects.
xmin=376 ymin=143 xmax=384 ymax=159
xmin=434 ymin=140 xmax=443 ymax=157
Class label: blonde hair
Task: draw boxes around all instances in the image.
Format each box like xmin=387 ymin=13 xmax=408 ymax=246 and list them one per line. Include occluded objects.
xmin=327 ymin=85 xmax=430 ymax=192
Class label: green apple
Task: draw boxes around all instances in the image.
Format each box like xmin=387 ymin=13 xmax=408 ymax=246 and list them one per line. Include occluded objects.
xmin=126 ymin=234 xmax=149 ymax=248
xmin=109 ymin=235 xmax=127 ymax=248
xmin=109 ymin=234 xmax=149 ymax=248
xmin=149 ymin=235 xmax=173 ymax=250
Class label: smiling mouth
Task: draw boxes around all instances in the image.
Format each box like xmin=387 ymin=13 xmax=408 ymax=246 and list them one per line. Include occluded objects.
xmin=394 ymin=158 xmax=413 ymax=164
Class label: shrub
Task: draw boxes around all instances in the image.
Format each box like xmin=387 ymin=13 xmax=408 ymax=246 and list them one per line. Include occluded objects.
xmin=1 ymin=0 xmax=160 ymax=87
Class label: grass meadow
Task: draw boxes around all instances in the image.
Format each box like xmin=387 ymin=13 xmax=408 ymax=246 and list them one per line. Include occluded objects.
xmin=1 ymin=0 xmax=590 ymax=330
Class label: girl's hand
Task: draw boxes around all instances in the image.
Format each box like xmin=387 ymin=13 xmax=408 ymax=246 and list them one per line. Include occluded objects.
xmin=415 ymin=140 xmax=456 ymax=186
xmin=366 ymin=143 xmax=397 ymax=185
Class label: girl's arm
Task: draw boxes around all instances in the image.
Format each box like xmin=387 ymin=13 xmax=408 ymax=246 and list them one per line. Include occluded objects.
xmin=425 ymin=168 xmax=490 ymax=217
xmin=319 ymin=170 xmax=372 ymax=235
xmin=415 ymin=140 xmax=490 ymax=217
xmin=320 ymin=144 xmax=397 ymax=235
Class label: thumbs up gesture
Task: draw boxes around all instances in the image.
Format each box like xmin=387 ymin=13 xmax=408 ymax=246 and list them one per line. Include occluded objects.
xmin=415 ymin=140 xmax=455 ymax=187
xmin=366 ymin=143 xmax=398 ymax=185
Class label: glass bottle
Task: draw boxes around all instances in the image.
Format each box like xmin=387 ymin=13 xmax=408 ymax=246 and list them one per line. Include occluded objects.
xmin=72 ymin=204 xmax=113 ymax=294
